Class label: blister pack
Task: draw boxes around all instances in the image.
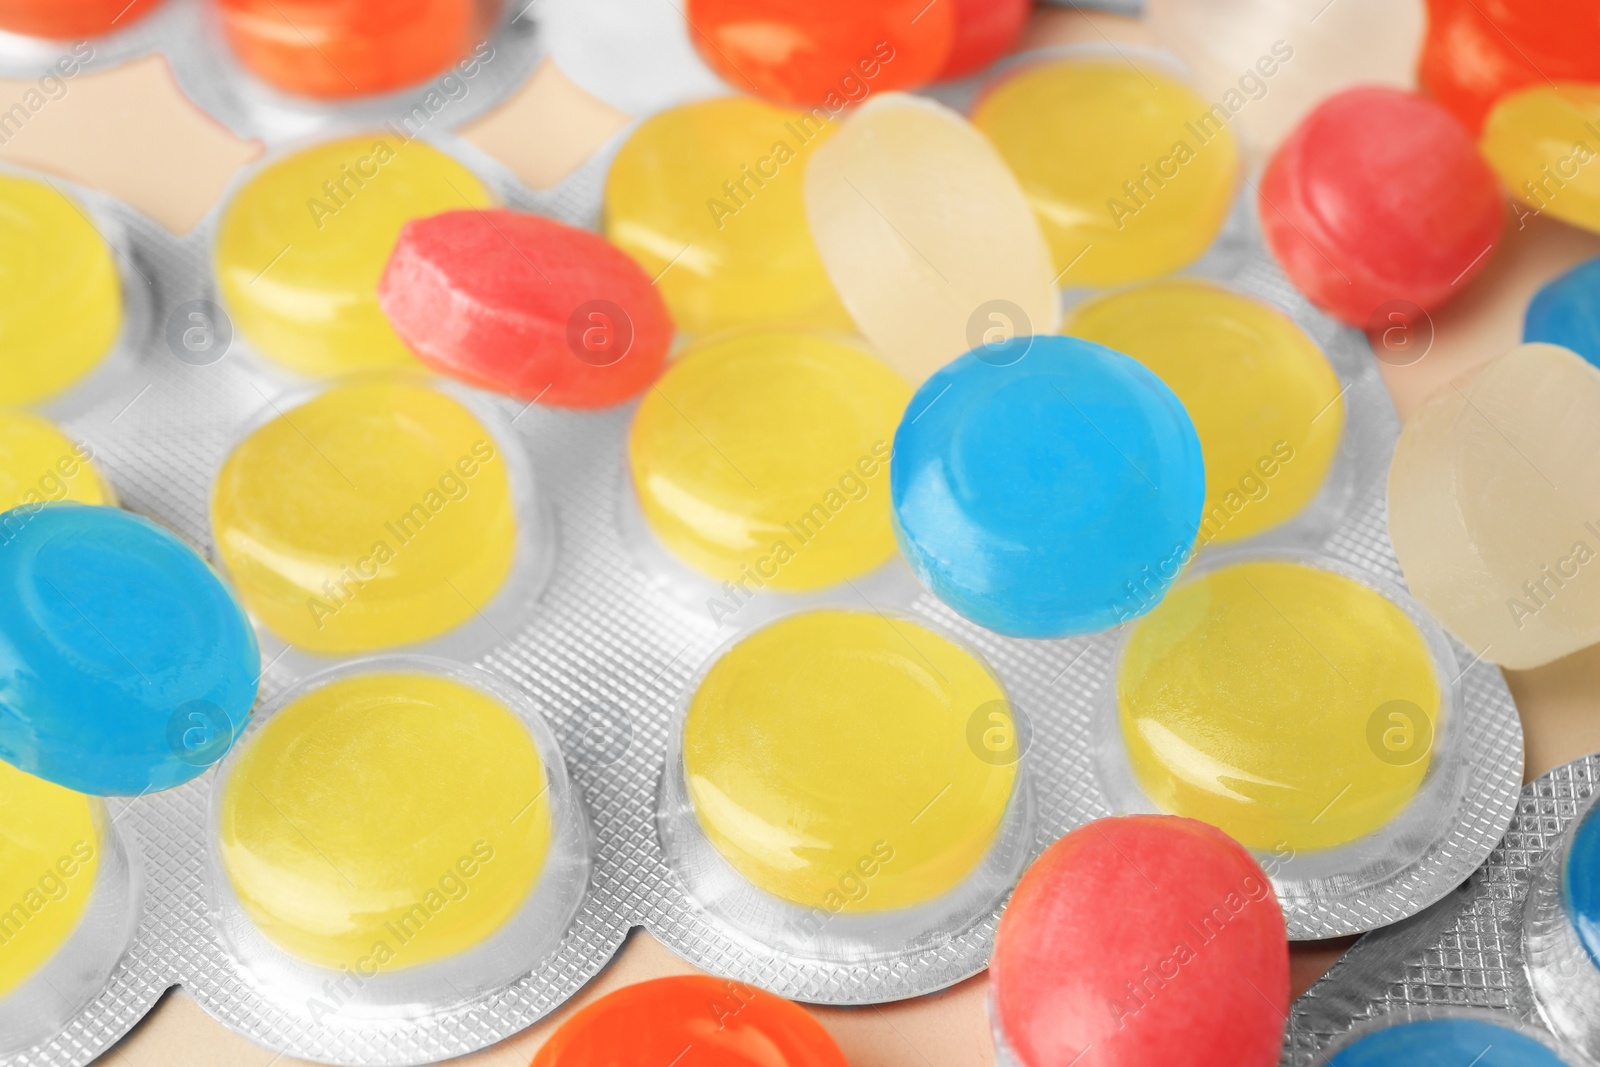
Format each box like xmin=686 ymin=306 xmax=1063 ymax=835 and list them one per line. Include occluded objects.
xmin=0 ymin=45 xmax=1527 ymax=1067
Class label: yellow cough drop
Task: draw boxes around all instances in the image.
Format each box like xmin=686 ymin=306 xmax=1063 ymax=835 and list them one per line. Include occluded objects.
xmin=1118 ymin=560 xmax=1441 ymax=852
xmin=216 ymin=136 xmax=492 ymax=377
xmin=629 ymin=330 xmax=910 ymax=592
xmin=1065 ymin=281 xmax=1344 ymax=543
xmin=0 ymin=410 xmax=114 ymax=513
xmin=211 ymin=378 xmax=517 ymax=654
xmin=219 ymin=673 xmax=551 ymax=969
xmin=604 ymin=97 xmax=853 ymax=337
xmin=0 ymin=763 xmax=100 ymax=998
xmin=0 ymin=175 xmax=122 ymax=407
xmin=683 ymin=610 xmax=1016 ymax=911
xmin=973 ymin=61 xmax=1240 ymax=287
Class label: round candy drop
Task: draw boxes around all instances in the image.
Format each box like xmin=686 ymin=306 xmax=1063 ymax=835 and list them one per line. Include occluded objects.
xmin=604 ymin=97 xmax=852 ymax=338
xmin=684 ymin=0 xmax=954 ymax=107
xmin=1482 ymin=85 xmax=1600 ymax=236
xmin=991 ymin=815 xmax=1288 ymax=1067
xmin=940 ymin=0 xmax=1029 ymax=80
xmin=1065 ymin=281 xmax=1343 ymax=544
xmin=1526 ymin=257 xmax=1600 ymax=369
xmin=1326 ymin=1018 xmax=1572 ymax=1067
xmin=0 ymin=762 xmax=100 ymax=998
xmin=1420 ymin=0 xmax=1600 ymax=134
xmin=628 ymin=330 xmax=908 ymax=592
xmin=215 ymin=0 xmax=483 ymax=99
xmin=1118 ymin=560 xmax=1442 ymax=852
xmin=0 ymin=0 xmax=161 ymax=38
xmin=804 ymin=93 xmax=1059 ymax=383
xmin=0 ymin=175 xmax=123 ymax=408
xmin=891 ymin=335 xmax=1205 ymax=638
xmin=379 ymin=209 xmax=671 ymax=407
xmin=972 ymin=60 xmax=1240 ymax=287
xmin=216 ymin=135 xmax=492 ymax=377
xmin=1565 ymin=800 xmax=1600 ymax=972
xmin=219 ymin=672 xmax=550 ymax=968
xmin=1258 ymin=87 xmax=1503 ymax=326
xmin=683 ymin=610 xmax=1015 ymax=912
xmin=211 ymin=378 xmax=518 ymax=655
xmin=0 ymin=505 xmax=260 ymax=796
xmin=530 ymin=975 xmax=847 ymax=1067
xmin=0 ymin=411 xmax=112 ymax=513
xmin=1389 ymin=344 xmax=1600 ymax=670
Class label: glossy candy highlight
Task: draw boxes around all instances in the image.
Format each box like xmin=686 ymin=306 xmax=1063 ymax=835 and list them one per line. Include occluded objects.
xmin=1065 ymin=281 xmax=1344 ymax=543
xmin=1388 ymin=343 xmax=1600 ymax=669
xmin=604 ymin=97 xmax=852 ymax=338
xmin=211 ymin=378 xmax=518 ymax=655
xmin=683 ymin=610 xmax=1015 ymax=912
xmin=804 ymin=93 xmax=1059 ymax=383
xmin=219 ymin=672 xmax=550 ymax=968
xmin=0 ymin=505 xmax=259 ymax=795
xmin=1259 ymin=87 xmax=1503 ymax=326
xmin=628 ymin=329 xmax=908 ymax=593
xmin=1118 ymin=560 xmax=1442 ymax=852
xmin=0 ymin=175 xmax=123 ymax=408
xmin=991 ymin=815 xmax=1288 ymax=1067
xmin=216 ymin=135 xmax=492 ymax=377
xmin=972 ymin=60 xmax=1240 ymax=287
xmin=379 ymin=209 xmax=672 ymax=407
xmin=890 ymin=335 xmax=1206 ymax=638
xmin=684 ymin=0 xmax=954 ymax=107
xmin=530 ymin=975 xmax=848 ymax=1067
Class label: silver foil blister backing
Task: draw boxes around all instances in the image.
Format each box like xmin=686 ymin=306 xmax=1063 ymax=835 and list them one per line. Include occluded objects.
xmin=0 ymin=119 xmax=1524 ymax=1066
xmin=1285 ymin=755 xmax=1600 ymax=1066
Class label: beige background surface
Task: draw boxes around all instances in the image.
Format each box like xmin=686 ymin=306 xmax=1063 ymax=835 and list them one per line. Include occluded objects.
xmin=1 ymin=5 xmax=1596 ymax=1064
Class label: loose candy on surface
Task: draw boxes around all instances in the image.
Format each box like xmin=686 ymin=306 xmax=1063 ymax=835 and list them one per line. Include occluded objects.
xmin=0 ymin=410 xmax=113 ymax=513
xmin=219 ymin=672 xmax=550 ymax=968
xmin=215 ymin=0 xmax=483 ymax=99
xmin=529 ymin=975 xmax=848 ymax=1067
xmin=1482 ymin=85 xmax=1600 ymax=236
xmin=1325 ymin=1018 xmax=1572 ymax=1067
xmin=1565 ymin=802 xmax=1600 ymax=971
xmin=628 ymin=329 xmax=908 ymax=593
xmin=0 ymin=0 xmax=161 ymax=38
xmin=1526 ymin=257 xmax=1600 ymax=369
xmin=379 ymin=209 xmax=672 ymax=407
xmin=0 ymin=505 xmax=260 ymax=796
xmin=1388 ymin=343 xmax=1600 ymax=670
xmin=0 ymin=762 xmax=99 ymax=998
xmin=216 ymin=135 xmax=492 ymax=378
xmin=1118 ymin=560 xmax=1442 ymax=852
xmin=603 ymin=96 xmax=853 ymax=338
xmin=803 ymin=92 xmax=1059 ymax=384
xmin=890 ymin=335 xmax=1205 ymax=638
xmin=211 ymin=378 xmax=518 ymax=655
xmin=1258 ymin=86 xmax=1503 ymax=326
xmin=683 ymin=610 xmax=1015 ymax=912
xmin=1065 ymin=281 xmax=1344 ymax=543
xmin=939 ymin=0 xmax=1030 ymax=80
xmin=991 ymin=815 xmax=1288 ymax=1067
xmin=971 ymin=60 xmax=1240 ymax=288
xmin=1420 ymin=0 xmax=1600 ymax=134
xmin=684 ymin=0 xmax=954 ymax=108
xmin=0 ymin=175 xmax=123 ymax=408
xmin=1146 ymin=0 xmax=1422 ymax=158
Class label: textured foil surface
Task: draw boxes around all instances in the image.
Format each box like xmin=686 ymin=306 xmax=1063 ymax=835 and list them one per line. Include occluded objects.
xmin=1285 ymin=755 xmax=1600 ymax=1066
xmin=0 ymin=100 xmax=1525 ymax=1067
